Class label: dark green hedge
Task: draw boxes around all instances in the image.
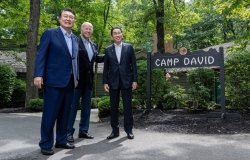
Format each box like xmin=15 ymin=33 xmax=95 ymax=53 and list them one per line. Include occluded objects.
xmin=0 ymin=64 xmax=16 ymax=107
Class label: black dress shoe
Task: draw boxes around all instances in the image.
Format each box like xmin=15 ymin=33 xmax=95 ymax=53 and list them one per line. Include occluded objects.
xmin=41 ymin=149 xmax=54 ymax=155
xmin=67 ymin=135 xmax=74 ymax=143
xmin=55 ymin=143 xmax=75 ymax=149
xmin=127 ymin=133 xmax=134 ymax=139
xmin=78 ymin=132 xmax=94 ymax=139
xmin=107 ymin=132 xmax=119 ymax=139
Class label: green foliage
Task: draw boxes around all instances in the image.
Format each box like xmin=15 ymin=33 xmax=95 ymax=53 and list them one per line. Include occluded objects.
xmin=225 ymin=49 xmax=250 ymax=109
xmin=132 ymin=98 xmax=140 ymax=109
xmin=0 ymin=0 xmax=30 ymax=45
xmin=113 ymin=0 xmax=200 ymax=50
xmin=91 ymin=97 xmax=101 ymax=109
xmin=97 ymin=96 xmax=124 ymax=118
xmin=1 ymin=0 xmax=249 ymax=51
xmin=28 ymin=98 xmax=43 ymax=111
xmin=134 ymin=60 xmax=190 ymax=110
xmin=135 ymin=59 xmax=188 ymax=109
xmin=97 ymin=96 xmax=110 ymax=118
xmin=187 ymin=68 xmax=215 ymax=110
xmin=151 ymin=68 xmax=171 ymax=109
xmin=162 ymin=85 xmax=188 ymax=110
xmin=133 ymin=60 xmax=147 ymax=106
xmin=177 ymin=0 xmax=250 ymax=50
xmin=0 ymin=64 xmax=16 ymax=106
xmin=9 ymin=78 xmax=26 ymax=107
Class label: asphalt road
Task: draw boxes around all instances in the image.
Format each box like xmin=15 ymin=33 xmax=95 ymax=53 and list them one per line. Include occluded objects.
xmin=1 ymin=110 xmax=250 ymax=160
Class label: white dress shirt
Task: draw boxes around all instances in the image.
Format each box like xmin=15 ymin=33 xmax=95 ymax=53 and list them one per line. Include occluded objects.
xmin=60 ymin=26 xmax=73 ymax=56
xmin=114 ymin=42 xmax=122 ymax=63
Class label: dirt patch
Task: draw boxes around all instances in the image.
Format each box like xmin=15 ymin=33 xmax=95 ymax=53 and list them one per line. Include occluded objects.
xmin=133 ymin=109 xmax=250 ymax=134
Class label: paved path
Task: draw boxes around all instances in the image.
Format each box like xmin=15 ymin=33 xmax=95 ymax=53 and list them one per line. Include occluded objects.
xmin=1 ymin=109 xmax=250 ymax=160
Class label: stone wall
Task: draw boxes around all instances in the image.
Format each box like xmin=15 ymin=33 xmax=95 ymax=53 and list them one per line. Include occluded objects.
xmin=0 ymin=51 xmax=26 ymax=73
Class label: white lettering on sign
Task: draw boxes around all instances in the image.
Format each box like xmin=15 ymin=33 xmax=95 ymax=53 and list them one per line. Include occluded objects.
xmin=184 ymin=56 xmax=215 ymax=66
xmin=155 ymin=58 xmax=179 ymax=67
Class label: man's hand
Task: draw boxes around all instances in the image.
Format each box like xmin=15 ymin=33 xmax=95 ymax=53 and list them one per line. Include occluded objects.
xmin=132 ymin=82 xmax=138 ymax=91
xmin=104 ymin=84 xmax=109 ymax=92
xmin=34 ymin=77 xmax=43 ymax=89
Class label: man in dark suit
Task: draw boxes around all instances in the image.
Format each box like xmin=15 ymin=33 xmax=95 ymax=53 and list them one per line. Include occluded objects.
xmin=33 ymin=8 xmax=78 ymax=155
xmin=67 ymin=22 xmax=103 ymax=143
xmin=103 ymin=26 xmax=138 ymax=140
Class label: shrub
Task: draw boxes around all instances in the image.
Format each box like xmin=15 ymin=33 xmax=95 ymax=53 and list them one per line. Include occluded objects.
xmin=0 ymin=64 xmax=16 ymax=107
xmin=91 ymin=97 xmax=101 ymax=109
xmin=132 ymin=98 xmax=140 ymax=108
xmin=187 ymin=68 xmax=215 ymax=110
xmin=27 ymin=98 xmax=43 ymax=111
xmin=133 ymin=60 xmax=147 ymax=106
xmin=97 ymin=96 xmax=124 ymax=118
xmin=225 ymin=50 xmax=250 ymax=109
xmin=97 ymin=96 xmax=110 ymax=117
xmin=9 ymin=79 xmax=26 ymax=107
xmin=134 ymin=60 xmax=171 ymax=109
xmin=162 ymin=84 xmax=188 ymax=110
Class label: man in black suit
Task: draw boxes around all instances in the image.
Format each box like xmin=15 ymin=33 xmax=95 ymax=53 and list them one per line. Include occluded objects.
xmin=67 ymin=22 xmax=103 ymax=143
xmin=103 ymin=26 xmax=138 ymax=139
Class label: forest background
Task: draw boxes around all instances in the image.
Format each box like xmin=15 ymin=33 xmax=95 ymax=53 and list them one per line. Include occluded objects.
xmin=0 ymin=0 xmax=249 ymax=114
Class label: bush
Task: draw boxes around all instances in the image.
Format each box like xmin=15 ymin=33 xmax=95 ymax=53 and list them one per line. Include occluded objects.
xmin=133 ymin=60 xmax=147 ymax=106
xmin=225 ymin=50 xmax=250 ymax=109
xmin=132 ymin=98 xmax=140 ymax=108
xmin=162 ymin=85 xmax=188 ymax=110
xmin=134 ymin=60 xmax=171 ymax=109
xmin=91 ymin=97 xmax=101 ymax=109
xmin=187 ymin=68 xmax=215 ymax=110
xmin=27 ymin=98 xmax=43 ymax=111
xmin=97 ymin=96 xmax=110 ymax=117
xmin=0 ymin=64 xmax=16 ymax=107
xmin=97 ymin=96 xmax=124 ymax=118
xmin=9 ymin=79 xmax=26 ymax=107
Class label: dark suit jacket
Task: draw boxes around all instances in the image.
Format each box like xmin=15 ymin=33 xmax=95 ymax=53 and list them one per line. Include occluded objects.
xmin=77 ymin=37 xmax=103 ymax=89
xmin=34 ymin=27 xmax=79 ymax=88
xmin=103 ymin=42 xmax=138 ymax=89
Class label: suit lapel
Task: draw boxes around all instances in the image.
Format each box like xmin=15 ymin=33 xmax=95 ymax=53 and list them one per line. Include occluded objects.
xmin=111 ymin=44 xmax=119 ymax=63
xmin=79 ymin=37 xmax=86 ymax=51
xmin=120 ymin=43 xmax=126 ymax=63
xmin=72 ymin=35 xmax=78 ymax=59
xmin=89 ymin=41 xmax=97 ymax=62
xmin=55 ymin=27 xmax=71 ymax=57
xmin=72 ymin=34 xmax=79 ymax=84
xmin=79 ymin=37 xmax=96 ymax=62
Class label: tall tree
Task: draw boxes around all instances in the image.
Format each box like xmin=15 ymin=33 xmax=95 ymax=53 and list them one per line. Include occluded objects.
xmin=25 ymin=0 xmax=40 ymax=107
xmin=93 ymin=0 xmax=112 ymax=97
xmin=0 ymin=0 xmax=29 ymax=46
xmin=176 ymin=0 xmax=250 ymax=50
xmin=153 ymin=0 xmax=165 ymax=53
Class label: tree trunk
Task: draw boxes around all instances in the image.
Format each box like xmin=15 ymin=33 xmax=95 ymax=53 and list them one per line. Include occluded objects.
xmin=154 ymin=0 xmax=165 ymax=53
xmin=25 ymin=0 xmax=40 ymax=107
xmin=93 ymin=0 xmax=111 ymax=97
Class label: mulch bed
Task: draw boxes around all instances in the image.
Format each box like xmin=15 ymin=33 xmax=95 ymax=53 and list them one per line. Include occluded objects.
xmin=133 ymin=109 xmax=250 ymax=134
xmin=2 ymin=107 xmax=250 ymax=134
